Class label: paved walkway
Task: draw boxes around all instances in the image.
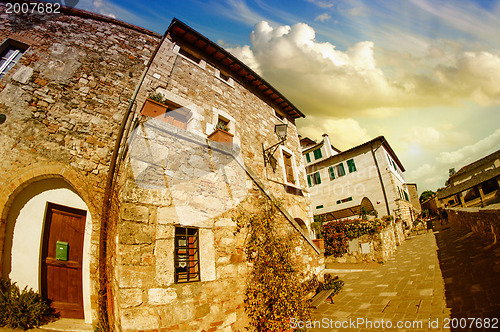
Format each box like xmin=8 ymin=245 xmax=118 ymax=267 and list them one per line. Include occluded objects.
xmin=309 ymin=222 xmax=500 ymax=331
xmin=309 ymin=231 xmax=450 ymax=331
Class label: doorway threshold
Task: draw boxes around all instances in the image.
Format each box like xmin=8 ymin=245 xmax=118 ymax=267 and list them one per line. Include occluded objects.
xmin=38 ymin=319 xmax=93 ymax=332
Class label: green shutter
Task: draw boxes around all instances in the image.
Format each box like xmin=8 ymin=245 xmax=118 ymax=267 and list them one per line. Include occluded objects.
xmin=313 ymin=148 xmax=322 ymax=160
xmin=315 ymin=172 xmax=321 ymax=184
xmin=306 ymin=153 xmax=311 ymax=163
xmin=307 ymin=174 xmax=312 ymax=187
xmin=329 ymin=166 xmax=335 ymax=180
xmin=338 ymin=163 xmax=345 ymax=176
xmin=347 ymin=159 xmax=356 ymax=172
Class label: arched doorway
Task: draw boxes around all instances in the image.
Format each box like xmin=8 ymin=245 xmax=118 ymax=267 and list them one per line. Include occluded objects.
xmin=2 ymin=178 xmax=93 ymax=321
xmin=294 ymin=218 xmax=309 ymax=234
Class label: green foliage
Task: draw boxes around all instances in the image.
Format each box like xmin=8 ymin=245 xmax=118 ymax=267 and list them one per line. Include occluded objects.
xmin=233 ymin=199 xmax=310 ymax=331
xmin=319 ymin=274 xmax=344 ymax=295
xmin=0 ymin=279 xmax=57 ymax=330
xmin=148 ymin=92 xmax=164 ymax=104
xmin=215 ymin=121 xmax=229 ymax=132
xmin=419 ymin=190 xmax=436 ymax=203
xmin=310 ymin=221 xmax=323 ymax=239
xmin=381 ymin=215 xmax=394 ymax=222
xmin=322 ymin=218 xmax=390 ymax=257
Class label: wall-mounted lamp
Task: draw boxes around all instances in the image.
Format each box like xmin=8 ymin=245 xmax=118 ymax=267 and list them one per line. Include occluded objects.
xmin=0 ymin=114 xmax=6 ymax=125
xmin=262 ymin=123 xmax=288 ymax=171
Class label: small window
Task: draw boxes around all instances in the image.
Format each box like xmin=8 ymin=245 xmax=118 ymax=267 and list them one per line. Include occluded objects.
xmin=0 ymin=39 xmax=29 ymax=79
xmin=329 ymin=166 xmax=335 ymax=180
xmin=313 ymin=148 xmax=323 ymax=160
xmin=335 ymin=163 xmax=345 ymax=177
xmin=216 ymin=116 xmax=230 ymax=132
xmin=178 ymin=47 xmax=201 ymax=64
xmin=306 ymin=153 xmax=311 ymax=163
xmin=313 ymin=172 xmax=321 ymax=185
xmin=347 ymin=159 xmax=357 ymax=173
xmin=174 ymin=227 xmax=200 ymax=283
xmin=283 ymin=151 xmax=295 ymax=184
xmin=275 ymin=110 xmax=284 ymax=120
xmin=316 ymin=205 xmax=324 ymax=209
xmin=307 ymin=174 xmax=312 ymax=187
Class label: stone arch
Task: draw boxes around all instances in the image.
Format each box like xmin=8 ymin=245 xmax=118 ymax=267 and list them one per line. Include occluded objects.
xmin=360 ymin=197 xmax=375 ymax=214
xmin=0 ymin=162 xmax=100 ymax=323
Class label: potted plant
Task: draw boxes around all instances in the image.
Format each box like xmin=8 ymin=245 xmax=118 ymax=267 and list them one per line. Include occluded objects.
xmin=140 ymin=92 xmax=167 ymax=118
xmin=311 ymin=220 xmax=325 ymax=250
xmin=208 ymin=121 xmax=233 ymax=143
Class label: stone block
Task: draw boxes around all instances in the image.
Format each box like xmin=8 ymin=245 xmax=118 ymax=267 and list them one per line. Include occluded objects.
xmin=119 ymin=221 xmax=154 ymax=245
xmin=148 ymin=287 xmax=177 ymax=305
xmin=117 ymin=265 xmax=155 ymax=288
xmin=121 ymin=203 xmax=149 ymax=222
xmin=121 ymin=307 xmax=159 ymax=331
xmin=12 ymin=66 xmax=33 ymax=84
xmin=155 ymin=239 xmax=174 ymax=286
xmin=119 ymin=288 xmax=143 ymax=308
xmin=157 ymin=206 xmax=179 ymax=224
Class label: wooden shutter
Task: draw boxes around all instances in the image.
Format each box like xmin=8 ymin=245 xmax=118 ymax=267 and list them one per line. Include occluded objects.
xmin=329 ymin=166 xmax=335 ymax=180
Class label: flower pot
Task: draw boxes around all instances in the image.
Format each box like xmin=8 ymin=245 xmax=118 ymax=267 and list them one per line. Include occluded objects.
xmin=313 ymin=239 xmax=325 ymax=250
xmin=208 ymin=128 xmax=233 ymax=143
xmin=140 ymin=98 xmax=167 ymax=118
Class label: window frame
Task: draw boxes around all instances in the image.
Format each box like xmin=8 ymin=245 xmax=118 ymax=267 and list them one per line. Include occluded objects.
xmin=0 ymin=38 xmax=29 ymax=79
xmin=279 ymin=145 xmax=299 ymax=186
xmin=313 ymin=148 xmax=323 ymax=160
xmin=174 ymin=227 xmax=200 ymax=283
xmin=173 ymin=44 xmax=206 ymax=70
xmin=335 ymin=163 xmax=346 ymax=177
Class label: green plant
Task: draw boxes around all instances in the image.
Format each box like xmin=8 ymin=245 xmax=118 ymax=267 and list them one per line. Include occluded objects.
xmin=319 ymin=274 xmax=344 ymax=294
xmin=233 ymin=198 xmax=310 ymax=331
xmin=0 ymin=279 xmax=57 ymax=330
xmin=148 ymin=92 xmax=164 ymax=104
xmin=382 ymin=215 xmax=394 ymax=222
xmin=310 ymin=221 xmax=323 ymax=239
xmin=215 ymin=121 xmax=229 ymax=132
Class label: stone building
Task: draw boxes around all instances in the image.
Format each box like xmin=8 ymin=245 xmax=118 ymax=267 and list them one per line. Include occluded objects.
xmin=438 ymin=149 xmax=500 ymax=208
xmin=302 ymin=135 xmax=416 ymax=227
xmin=0 ymin=6 xmax=323 ymax=331
xmin=406 ymin=183 xmax=421 ymax=215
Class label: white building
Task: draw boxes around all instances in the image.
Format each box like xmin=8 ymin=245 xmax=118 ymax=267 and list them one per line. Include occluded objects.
xmin=301 ymin=135 xmax=416 ymax=227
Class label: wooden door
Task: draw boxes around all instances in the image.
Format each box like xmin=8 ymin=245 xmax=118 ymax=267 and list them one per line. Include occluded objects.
xmin=41 ymin=203 xmax=86 ymax=319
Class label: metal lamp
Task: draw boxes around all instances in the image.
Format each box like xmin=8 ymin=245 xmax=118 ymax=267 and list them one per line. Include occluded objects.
xmin=263 ymin=123 xmax=288 ymax=171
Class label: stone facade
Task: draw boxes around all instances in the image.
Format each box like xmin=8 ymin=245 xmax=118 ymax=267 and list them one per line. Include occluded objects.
xmin=112 ymin=19 xmax=323 ymax=331
xmin=0 ymin=9 xmax=324 ymax=331
xmin=0 ymin=5 xmax=161 ymax=324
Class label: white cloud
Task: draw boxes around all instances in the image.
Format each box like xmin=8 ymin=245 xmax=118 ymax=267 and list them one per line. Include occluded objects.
xmin=315 ymin=13 xmax=331 ymax=22
xmin=437 ymin=129 xmax=500 ymax=165
xmin=91 ymin=0 xmax=116 ymax=18
xmin=298 ymin=117 xmax=371 ymax=150
xmin=224 ymin=21 xmax=500 ymax=118
xmin=306 ymin=0 xmax=334 ymax=9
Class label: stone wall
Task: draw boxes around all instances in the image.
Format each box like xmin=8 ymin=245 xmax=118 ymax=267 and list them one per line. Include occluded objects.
xmin=111 ymin=28 xmax=323 ymax=331
xmin=446 ymin=204 xmax=500 ymax=242
xmin=327 ymin=222 xmax=404 ymax=264
xmin=0 ymin=5 xmax=161 ymax=324
xmin=114 ymin=120 xmax=323 ymax=331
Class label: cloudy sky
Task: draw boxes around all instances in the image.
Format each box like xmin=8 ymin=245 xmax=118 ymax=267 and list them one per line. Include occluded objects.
xmin=71 ymin=0 xmax=500 ymax=193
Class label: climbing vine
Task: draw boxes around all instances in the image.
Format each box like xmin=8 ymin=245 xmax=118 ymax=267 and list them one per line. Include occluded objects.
xmin=233 ymin=198 xmax=310 ymax=331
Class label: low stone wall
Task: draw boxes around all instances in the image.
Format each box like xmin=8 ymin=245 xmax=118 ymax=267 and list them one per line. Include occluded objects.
xmin=446 ymin=204 xmax=500 ymax=242
xmin=327 ymin=223 xmax=404 ymax=264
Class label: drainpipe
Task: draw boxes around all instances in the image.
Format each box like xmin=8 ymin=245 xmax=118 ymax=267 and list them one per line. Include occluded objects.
xmin=370 ymin=143 xmax=390 ymax=216
xmin=99 ymin=33 xmax=166 ymax=330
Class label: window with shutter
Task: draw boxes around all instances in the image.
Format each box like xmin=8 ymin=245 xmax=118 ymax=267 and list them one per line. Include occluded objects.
xmin=306 ymin=153 xmax=311 ymax=163
xmin=307 ymin=174 xmax=312 ymax=187
xmin=314 ymin=172 xmax=321 ymax=184
xmin=313 ymin=148 xmax=322 ymax=160
xmin=347 ymin=159 xmax=357 ymax=173
xmin=0 ymin=39 xmax=29 ymax=79
xmin=329 ymin=166 xmax=335 ymax=180
xmin=336 ymin=163 xmax=346 ymax=177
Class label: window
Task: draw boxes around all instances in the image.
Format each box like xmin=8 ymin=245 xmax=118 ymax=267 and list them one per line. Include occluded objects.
xmin=463 ymin=187 xmax=480 ymax=203
xmin=178 ymin=47 xmax=201 ymax=64
xmin=482 ymin=179 xmax=499 ymax=195
xmin=347 ymin=159 xmax=357 ymax=173
xmin=305 ymin=153 xmax=311 ymax=163
xmin=335 ymin=163 xmax=345 ymax=177
xmin=307 ymin=172 xmax=321 ymax=186
xmin=0 ymin=39 xmax=28 ymax=79
xmin=313 ymin=148 xmax=323 ymax=160
xmin=316 ymin=205 xmax=324 ymax=209
xmin=215 ymin=68 xmax=234 ymax=87
xmin=337 ymin=197 xmax=352 ymax=204
xmin=329 ymin=166 xmax=335 ymax=180
xmin=174 ymin=227 xmax=200 ymax=283
xmin=216 ymin=116 xmax=230 ymax=132
xmin=283 ymin=151 xmax=295 ymax=184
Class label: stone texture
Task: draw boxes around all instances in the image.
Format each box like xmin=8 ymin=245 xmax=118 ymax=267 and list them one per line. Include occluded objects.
xmin=148 ymin=288 xmax=177 ymax=305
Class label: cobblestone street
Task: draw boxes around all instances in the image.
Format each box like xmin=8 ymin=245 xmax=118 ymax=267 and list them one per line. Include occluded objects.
xmin=309 ymin=222 xmax=500 ymax=331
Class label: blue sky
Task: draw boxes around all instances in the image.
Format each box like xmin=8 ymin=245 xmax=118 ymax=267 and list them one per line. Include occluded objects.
xmin=72 ymin=0 xmax=500 ymax=193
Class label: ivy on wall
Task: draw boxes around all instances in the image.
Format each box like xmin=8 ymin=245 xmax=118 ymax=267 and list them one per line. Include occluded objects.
xmin=322 ymin=218 xmax=391 ymax=257
xmin=233 ymin=198 xmax=310 ymax=331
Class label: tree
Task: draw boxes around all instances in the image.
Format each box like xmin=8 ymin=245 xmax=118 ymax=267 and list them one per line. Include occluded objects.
xmin=419 ymin=190 xmax=435 ymax=203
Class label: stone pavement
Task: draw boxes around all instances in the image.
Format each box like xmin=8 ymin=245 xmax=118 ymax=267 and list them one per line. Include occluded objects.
xmin=308 ymin=222 xmax=500 ymax=332
xmin=309 ymin=231 xmax=450 ymax=331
